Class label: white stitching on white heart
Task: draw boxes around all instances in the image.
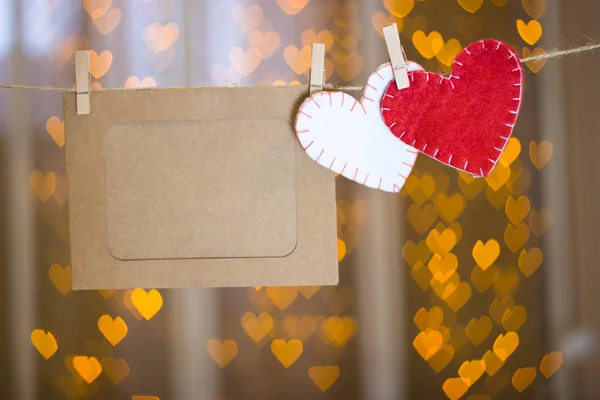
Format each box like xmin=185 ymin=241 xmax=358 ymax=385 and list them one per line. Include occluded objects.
xmin=295 ymin=62 xmax=420 ymax=192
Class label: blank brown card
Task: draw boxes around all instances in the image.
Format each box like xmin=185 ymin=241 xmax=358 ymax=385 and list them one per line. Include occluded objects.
xmin=63 ymin=86 xmax=338 ymax=289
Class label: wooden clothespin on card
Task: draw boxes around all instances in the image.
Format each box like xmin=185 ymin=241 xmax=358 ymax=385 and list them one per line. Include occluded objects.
xmin=309 ymin=43 xmax=326 ymax=95
xmin=382 ymin=23 xmax=410 ymax=90
xmin=75 ymin=50 xmax=91 ymax=115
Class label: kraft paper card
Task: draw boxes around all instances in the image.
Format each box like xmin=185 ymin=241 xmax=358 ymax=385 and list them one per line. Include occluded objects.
xmin=63 ymin=86 xmax=338 ymax=289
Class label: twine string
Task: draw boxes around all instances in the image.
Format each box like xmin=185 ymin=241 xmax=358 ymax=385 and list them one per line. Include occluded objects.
xmin=0 ymin=43 xmax=599 ymax=93
xmin=520 ymin=42 xmax=600 ymax=62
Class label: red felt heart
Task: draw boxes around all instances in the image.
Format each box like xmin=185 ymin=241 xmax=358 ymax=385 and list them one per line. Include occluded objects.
xmin=381 ymin=40 xmax=523 ymax=177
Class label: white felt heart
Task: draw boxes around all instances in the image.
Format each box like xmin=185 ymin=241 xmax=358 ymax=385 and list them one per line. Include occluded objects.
xmin=295 ymin=62 xmax=423 ymax=193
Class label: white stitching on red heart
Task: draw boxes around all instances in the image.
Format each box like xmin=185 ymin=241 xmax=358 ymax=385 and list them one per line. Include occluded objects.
xmin=381 ymin=40 xmax=523 ymax=177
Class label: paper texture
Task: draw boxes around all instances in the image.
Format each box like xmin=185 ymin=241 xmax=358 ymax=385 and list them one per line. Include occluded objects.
xmin=64 ymin=86 xmax=338 ymax=289
xmin=294 ymin=62 xmax=423 ymax=193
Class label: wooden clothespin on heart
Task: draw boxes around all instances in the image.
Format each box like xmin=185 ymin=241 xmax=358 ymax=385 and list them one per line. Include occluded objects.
xmin=309 ymin=43 xmax=326 ymax=95
xmin=382 ymin=23 xmax=410 ymax=90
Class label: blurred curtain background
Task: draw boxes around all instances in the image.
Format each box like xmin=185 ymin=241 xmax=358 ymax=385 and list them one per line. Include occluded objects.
xmin=1 ymin=0 xmax=599 ymax=399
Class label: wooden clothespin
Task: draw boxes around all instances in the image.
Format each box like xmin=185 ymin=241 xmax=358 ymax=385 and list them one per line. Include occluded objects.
xmin=309 ymin=43 xmax=326 ymax=95
xmin=382 ymin=23 xmax=409 ymax=90
xmin=75 ymin=50 xmax=91 ymax=115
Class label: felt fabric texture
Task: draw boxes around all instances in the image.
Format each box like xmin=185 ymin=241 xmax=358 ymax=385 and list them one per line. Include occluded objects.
xmin=295 ymin=62 xmax=423 ymax=193
xmin=381 ymin=40 xmax=523 ymax=177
